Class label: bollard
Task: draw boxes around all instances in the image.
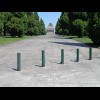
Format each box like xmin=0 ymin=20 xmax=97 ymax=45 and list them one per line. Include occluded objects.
xmin=42 ymin=50 xmax=45 ymax=67
xmin=76 ymin=49 xmax=79 ymax=62
xmin=61 ymin=49 xmax=64 ymax=64
xmin=17 ymin=53 xmax=21 ymax=71
xmin=89 ymin=48 xmax=92 ymax=60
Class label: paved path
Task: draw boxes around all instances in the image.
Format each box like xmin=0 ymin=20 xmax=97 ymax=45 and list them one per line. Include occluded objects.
xmin=0 ymin=33 xmax=100 ymax=87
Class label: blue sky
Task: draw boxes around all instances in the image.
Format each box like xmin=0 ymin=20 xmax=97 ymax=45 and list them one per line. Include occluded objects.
xmin=38 ymin=12 xmax=61 ymax=28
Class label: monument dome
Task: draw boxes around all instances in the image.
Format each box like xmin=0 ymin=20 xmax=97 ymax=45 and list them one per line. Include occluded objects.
xmin=47 ymin=23 xmax=55 ymax=33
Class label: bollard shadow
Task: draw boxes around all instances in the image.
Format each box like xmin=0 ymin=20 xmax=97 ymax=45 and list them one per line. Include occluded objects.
xmin=12 ymin=68 xmax=17 ymax=71
xmin=70 ymin=60 xmax=78 ymax=62
xmin=51 ymin=42 xmax=95 ymax=48
xmin=35 ymin=65 xmax=42 ymax=67
xmin=54 ymin=62 xmax=61 ymax=64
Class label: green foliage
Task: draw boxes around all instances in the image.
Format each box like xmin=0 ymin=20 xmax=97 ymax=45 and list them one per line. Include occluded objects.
xmin=55 ymin=18 xmax=60 ymax=34
xmin=27 ymin=14 xmax=36 ymax=36
xmin=0 ymin=12 xmax=46 ymax=37
xmin=88 ymin=12 xmax=100 ymax=44
xmin=55 ymin=12 xmax=69 ymax=35
xmin=34 ymin=26 xmax=40 ymax=35
xmin=68 ymin=12 xmax=88 ymax=21
xmin=39 ymin=18 xmax=46 ymax=35
xmin=27 ymin=12 xmax=46 ymax=36
xmin=33 ymin=12 xmax=42 ymax=35
xmin=56 ymin=12 xmax=88 ymax=37
xmin=7 ymin=17 xmax=25 ymax=37
xmin=56 ymin=12 xmax=100 ymax=45
xmin=0 ymin=12 xmax=4 ymax=35
xmin=72 ymin=19 xmax=88 ymax=37
xmin=6 ymin=12 xmax=26 ymax=37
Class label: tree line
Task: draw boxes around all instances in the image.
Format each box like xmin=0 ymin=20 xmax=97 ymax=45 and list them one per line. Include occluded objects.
xmin=55 ymin=12 xmax=100 ymax=45
xmin=0 ymin=12 xmax=46 ymax=37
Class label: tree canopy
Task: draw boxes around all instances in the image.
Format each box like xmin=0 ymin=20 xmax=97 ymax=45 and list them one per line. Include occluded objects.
xmin=56 ymin=12 xmax=100 ymax=45
xmin=0 ymin=12 xmax=46 ymax=37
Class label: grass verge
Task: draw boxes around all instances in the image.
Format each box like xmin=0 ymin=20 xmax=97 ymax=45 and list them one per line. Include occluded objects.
xmin=63 ymin=35 xmax=96 ymax=47
xmin=0 ymin=36 xmax=32 ymax=46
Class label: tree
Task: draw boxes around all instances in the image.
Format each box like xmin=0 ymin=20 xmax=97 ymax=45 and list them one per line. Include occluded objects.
xmin=87 ymin=12 xmax=100 ymax=44
xmin=55 ymin=12 xmax=69 ymax=35
xmin=27 ymin=13 xmax=35 ymax=36
xmin=0 ymin=12 xmax=4 ymax=35
xmin=68 ymin=12 xmax=88 ymax=22
xmin=3 ymin=12 xmax=13 ymax=36
xmin=72 ymin=19 xmax=88 ymax=37
xmin=39 ymin=18 xmax=46 ymax=35
xmin=68 ymin=12 xmax=88 ymax=36
xmin=55 ymin=18 xmax=60 ymax=34
xmin=27 ymin=12 xmax=42 ymax=36
xmin=60 ymin=12 xmax=69 ymax=35
xmin=6 ymin=17 xmax=25 ymax=37
xmin=6 ymin=12 xmax=26 ymax=37
xmin=33 ymin=12 xmax=40 ymax=35
xmin=0 ymin=12 xmax=46 ymax=37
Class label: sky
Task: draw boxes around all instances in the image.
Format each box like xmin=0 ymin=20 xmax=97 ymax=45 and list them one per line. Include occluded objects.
xmin=38 ymin=12 xmax=61 ymax=28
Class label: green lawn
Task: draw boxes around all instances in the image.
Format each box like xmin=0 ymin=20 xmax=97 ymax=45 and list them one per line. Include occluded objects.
xmin=73 ymin=37 xmax=93 ymax=44
xmin=0 ymin=36 xmax=32 ymax=46
xmin=64 ymin=35 xmax=94 ymax=46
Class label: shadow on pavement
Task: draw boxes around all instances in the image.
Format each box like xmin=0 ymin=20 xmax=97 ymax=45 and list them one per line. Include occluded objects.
xmin=51 ymin=42 xmax=92 ymax=48
xmin=12 ymin=68 xmax=17 ymax=71
xmin=35 ymin=65 xmax=42 ymax=67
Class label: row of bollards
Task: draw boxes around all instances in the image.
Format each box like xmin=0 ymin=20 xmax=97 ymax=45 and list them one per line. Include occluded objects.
xmin=17 ymin=50 xmax=46 ymax=71
xmin=17 ymin=48 xmax=93 ymax=71
xmin=76 ymin=48 xmax=92 ymax=62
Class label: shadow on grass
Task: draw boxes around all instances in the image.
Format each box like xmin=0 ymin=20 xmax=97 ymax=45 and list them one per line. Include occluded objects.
xmin=64 ymin=36 xmax=77 ymax=39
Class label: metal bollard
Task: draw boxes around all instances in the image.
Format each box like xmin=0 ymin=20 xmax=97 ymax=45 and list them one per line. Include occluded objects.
xmin=76 ymin=49 xmax=79 ymax=62
xmin=17 ymin=53 xmax=21 ymax=71
xmin=89 ymin=48 xmax=92 ymax=60
xmin=42 ymin=50 xmax=45 ymax=67
xmin=61 ymin=49 xmax=64 ymax=64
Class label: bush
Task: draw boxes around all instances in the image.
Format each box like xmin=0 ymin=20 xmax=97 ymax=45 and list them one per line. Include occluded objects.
xmin=6 ymin=17 xmax=25 ymax=37
xmin=0 ymin=12 xmax=4 ymax=35
xmin=88 ymin=12 xmax=100 ymax=45
xmin=88 ymin=22 xmax=100 ymax=44
xmin=72 ymin=19 xmax=87 ymax=38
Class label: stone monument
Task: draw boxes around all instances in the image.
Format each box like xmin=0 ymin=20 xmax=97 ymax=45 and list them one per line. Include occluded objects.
xmin=47 ymin=23 xmax=55 ymax=33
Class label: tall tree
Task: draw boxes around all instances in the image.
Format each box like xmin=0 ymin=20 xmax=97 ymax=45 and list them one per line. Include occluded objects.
xmin=55 ymin=18 xmax=60 ymax=34
xmin=6 ymin=12 xmax=26 ymax=37
xmin=27 ymin=13 xmax=36 ymax=36
xmin=0 ymin=12 xmax=46 ymax=37
xmin=0 ymin=12 xmax=4 ymax=35
xmin=3 ymin=12 xmax=13 ymax=36
xmin=68 ymin=12 xmax=88 ymax=36
xmin=87 ymin=12 xmax=100 ymax=44
xmin=55 ymin=12 xmax=69 ymax=35
xmin=39 ymin=18 xmax=46 ymax=35
xmin=33 ymin=12 xmax=40 ymax=35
